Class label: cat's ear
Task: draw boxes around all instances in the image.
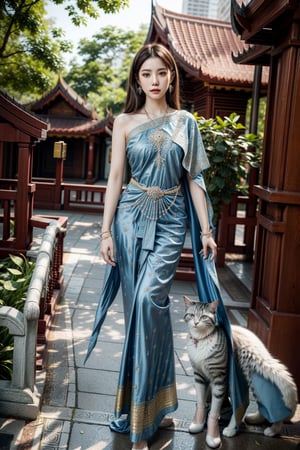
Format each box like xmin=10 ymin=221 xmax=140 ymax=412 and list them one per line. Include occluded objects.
xmin=209 ymin=300 xmax=218 ymax=313
xmin=183 ymin=295 xmax=194 ymax=309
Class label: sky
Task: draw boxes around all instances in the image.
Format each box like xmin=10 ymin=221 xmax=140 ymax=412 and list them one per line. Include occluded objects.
xmin=46 ymin=0 xmax=182 ymax=62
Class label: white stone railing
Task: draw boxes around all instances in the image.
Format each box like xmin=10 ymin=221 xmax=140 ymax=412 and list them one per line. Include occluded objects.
xmin=0 ymin=220 xmax=63 ymax=419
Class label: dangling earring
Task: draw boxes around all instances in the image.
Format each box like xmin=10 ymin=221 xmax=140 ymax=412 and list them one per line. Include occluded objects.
xmin=137 ymin=86 xmax=143 ymax=95
xmin=169 ymin=84 xmax=174 ymax=93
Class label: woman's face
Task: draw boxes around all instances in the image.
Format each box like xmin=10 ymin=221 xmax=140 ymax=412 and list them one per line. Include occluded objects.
xmin=137 ymin=56 xmax=173 ymax=101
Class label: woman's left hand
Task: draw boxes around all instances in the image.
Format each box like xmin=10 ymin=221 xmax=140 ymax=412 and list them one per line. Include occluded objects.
xmin=200 ymin=235 xmax=217 ymax=260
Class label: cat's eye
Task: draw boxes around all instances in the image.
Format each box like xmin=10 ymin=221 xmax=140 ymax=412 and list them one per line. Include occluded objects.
xmin=184 ymin=313 xmax=194 ymax=319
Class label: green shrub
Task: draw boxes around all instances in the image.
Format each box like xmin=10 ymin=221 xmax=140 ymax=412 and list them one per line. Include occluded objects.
xmin=0 ymin=254 xmax=35 ymax=380
xmin=0 ymin=254 xmax=35 ymax=310
xmin=195 ymin=112 xmax=262 ymax=223
xmin=0 ymin=327 xmax=14 ymax=380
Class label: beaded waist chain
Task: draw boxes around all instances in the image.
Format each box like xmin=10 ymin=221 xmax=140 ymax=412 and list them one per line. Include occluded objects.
xmin=130 ymin=177 xmax=181 ymax=200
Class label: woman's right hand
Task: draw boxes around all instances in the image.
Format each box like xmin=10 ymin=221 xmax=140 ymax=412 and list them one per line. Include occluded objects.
xmin=100 ymin=236 xmax=116 ymax=266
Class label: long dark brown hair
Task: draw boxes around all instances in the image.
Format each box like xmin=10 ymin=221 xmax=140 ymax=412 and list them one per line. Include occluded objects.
xmin=123 ymin=43 xmax=180 ymax=113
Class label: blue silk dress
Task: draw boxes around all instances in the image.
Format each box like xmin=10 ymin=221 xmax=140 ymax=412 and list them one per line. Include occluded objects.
xmin=86 ymin=110 xmax=251 ymax=443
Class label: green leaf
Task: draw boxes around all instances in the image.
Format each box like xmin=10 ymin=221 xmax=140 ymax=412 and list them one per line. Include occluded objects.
xmin=212 ymin=156 xmax=226 ymax=163
xmin=7 ymin=268 xmax=23 ymax=276
xmin=3 ymin=280 xmax=17 ymax=291
xmin=8 ymin=255 xmax=24 ymax=270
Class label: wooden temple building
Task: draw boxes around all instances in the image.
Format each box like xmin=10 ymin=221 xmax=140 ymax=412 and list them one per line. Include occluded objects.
xmin=146 ymin=3 xmax=268 ymax=121
xmin=28 ymin=76 xmax=114 ymax=184
xmin=231 ymin=0 xmax=300 ymax=394
xmin=0 ymin=93 xmax=48 ymax=257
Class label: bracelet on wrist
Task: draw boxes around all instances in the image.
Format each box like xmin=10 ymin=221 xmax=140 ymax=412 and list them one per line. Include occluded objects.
xmin=100 ymin=230 xmax=112 ymax=240
xmin=101 ymin=235 xmax=112 ymax=241
xmin=200 ymin=229 xmax=212 ymax=239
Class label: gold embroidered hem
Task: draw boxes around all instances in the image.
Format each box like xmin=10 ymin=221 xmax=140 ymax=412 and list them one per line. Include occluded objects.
xmin=115 ymin=383 xmax=177 ymax=435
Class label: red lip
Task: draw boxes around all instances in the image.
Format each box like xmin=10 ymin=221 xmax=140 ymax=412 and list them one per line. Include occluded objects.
xmin=151 ymin=89 xmax=160 ymax=93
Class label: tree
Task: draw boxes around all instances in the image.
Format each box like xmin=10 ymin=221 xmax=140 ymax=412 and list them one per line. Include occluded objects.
xmin=65 ymin=25 xmax=147 ymax=115
xmin=0 ymin=0 xmax=129 ymax=100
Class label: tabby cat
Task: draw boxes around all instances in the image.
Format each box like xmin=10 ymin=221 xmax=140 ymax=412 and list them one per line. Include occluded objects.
xmin=184 ymin=297 xmax=228 ymax=448
xmin=183 ymin=296 xmax=298 ymax=448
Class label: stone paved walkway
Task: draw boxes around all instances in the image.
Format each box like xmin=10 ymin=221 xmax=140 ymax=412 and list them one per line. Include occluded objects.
xmin=0 ymin=211 xmax=299 ymax=450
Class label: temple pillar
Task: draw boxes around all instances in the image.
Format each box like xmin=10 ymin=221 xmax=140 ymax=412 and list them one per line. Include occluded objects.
xmin=250 ymin=19 xmax=300 ymax=394
xmin=15 ymin=140 xmax=35 ymax=251
xmin=86 ymin=135 xmax=95 ymax=184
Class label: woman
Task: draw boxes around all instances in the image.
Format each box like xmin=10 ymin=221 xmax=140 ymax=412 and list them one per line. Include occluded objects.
xmin=85 ymin=43 xmax=236 ymax=450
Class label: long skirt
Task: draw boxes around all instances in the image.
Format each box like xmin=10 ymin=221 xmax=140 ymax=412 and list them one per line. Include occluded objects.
xmin=112 ymin=199 xmax=187 ymax=443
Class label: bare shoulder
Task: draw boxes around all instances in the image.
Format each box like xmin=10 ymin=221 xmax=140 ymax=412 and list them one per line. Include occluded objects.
xmin=115 ymin=111 xmax=145 ymax=137
xmin=111 ymin=113 xmax=130 ymax=143
xmin=113 ymin=113 xmax=129 ymax=130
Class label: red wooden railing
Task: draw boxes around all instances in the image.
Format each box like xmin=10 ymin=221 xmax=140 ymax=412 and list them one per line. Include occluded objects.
xmin=0 ymin=179 xmax=17 ymax=250
xmin=216 ymin=194 xmax=257 ymax=266
xmin=59 ymin=183 xmax=257 ymax=272
xmin=63 ymin=183 xmax=107 ymax=212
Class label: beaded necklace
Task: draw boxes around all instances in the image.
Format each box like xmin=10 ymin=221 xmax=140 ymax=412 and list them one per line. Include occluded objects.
xmin=144 ymin=105 xmax=169 ymax=168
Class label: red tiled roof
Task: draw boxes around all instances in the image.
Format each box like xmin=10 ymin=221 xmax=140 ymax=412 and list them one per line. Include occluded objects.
xmin=27 ymin=76 xmax=114 ymax=137
xmin=149 ymin=4 xmax=268 ymax=86
xmin=0 ymin=91 xmax=48 ymax=140
xmin=43 ymin=116 xmax=113 ymax=137
xmin=29 ymin=75 xmax=96 ymax=119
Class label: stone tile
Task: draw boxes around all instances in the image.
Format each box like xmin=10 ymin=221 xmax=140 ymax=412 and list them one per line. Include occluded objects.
xmin=173 ymin=332 xmax=189 ymax=351
xmin=76 ymin=340 xmax=124 ymax=369
xmin=77 ymin=392 xmax=116 ymax=413
xmin=174 ymin=349 xmax=193 ymax=377
xmin=73 ymin=306 xmax=125 ymax=337
xmin=68 ymin=422 xmax=130 ymax=450
xmin=67 ymin=391 xmax=76 ymax=408
xmin=71 ymin=297 xmax=124 ymax=314
xmin=77 ymin=368 xmax=119 ymax=395
xmin=58 ymin=428 xmax=69 ymax=448
xmin=40 ymin=418 xmax=63 ymax=447
xmin=170 ymin=280 xmax=198 ymax=296
xmin=83 ymin=276 xmax=105 ymax=288
xmin=175 ymin=373 xmax=196 ymax=402
xmin=78 ymin=289 xmax=102 ymax=304
xmin=172 ymin=399 xmax=194 ymax=424
xmin=73 ymin=409 xmax=115 ymax=425
xmin=62 ymin=421 xmax=71 ymax=433
xmin=40 ymin=406 xmax=73 ymax=421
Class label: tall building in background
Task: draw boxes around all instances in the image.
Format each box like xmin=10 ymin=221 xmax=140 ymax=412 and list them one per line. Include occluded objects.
xmin=182 ymin=0 xmax=219 ymax=19
xmin=217 ymin=0 xmax=231 ymax=21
